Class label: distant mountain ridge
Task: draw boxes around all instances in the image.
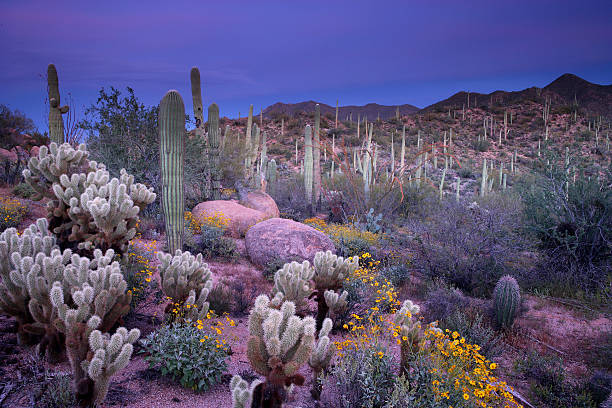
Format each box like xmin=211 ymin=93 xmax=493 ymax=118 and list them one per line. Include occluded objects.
xmin=262 ymin=101 xmax=419 ymax=121
xmin=262 ymin=74 xmax=612 ymax=120
xmin=421 ymin=73 xmax=612 ymax=118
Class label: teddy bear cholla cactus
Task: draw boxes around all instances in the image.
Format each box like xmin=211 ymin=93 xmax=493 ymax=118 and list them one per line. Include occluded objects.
xmin=49 ymin=249 xmax=135 ymax=407
xmin=308 ymin=317 xmax=335 ymax=400
xmin=0 ymin=218 xmax=57 ymax=344
xmin=272 ymin=260 xmax=314 ymax=312
xmin=83 ymin=327 xmax=140 ymax=406
xmin=230 ymin=376 xmax=263 ymax=408
xmin=233 ymin=294 xmax=316 ymax=408
xmin=23 ymin=142 xmax=156 ymax=256
xmin=157 ymin=250 xmax=213 ymax=320
xmin=393 ymin=299 xmax=422 ymax=374
xmin=312 ymin=250 xmax=357 ymax=332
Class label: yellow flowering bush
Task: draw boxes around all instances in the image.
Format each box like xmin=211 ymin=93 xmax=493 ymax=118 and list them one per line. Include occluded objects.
xmin=185 ymin=210 xmax=230 ymax=234
xmin=0 ymin=197 xmax=27 ymax=232
xmin=329 ymin=252 xmax=522 ymax=408
xmin=119 ymin=239 xmax=157 ymax=308
xmin=304 ymin=217 xmax=381 ymax=257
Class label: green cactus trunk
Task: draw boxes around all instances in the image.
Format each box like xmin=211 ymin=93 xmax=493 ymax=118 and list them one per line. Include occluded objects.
xmin=313 ymin=104 xmax=321 ymax=209
xmin=159 ymin=90 xmax=185 ymax=254
xmin=47 ymin=64 xmax=68 ymax=145
xmin=493 ymin=275 xmax=520 ymax=329
xmin=304 ymin=125 xmax=313 ymax=208
xmin=190 ymin=67 xmax=211 ymax=199
xmin=245 ymin=104 xmax=254 ymax=177
xmin=208 ymin=103 xmax=221 ymax=200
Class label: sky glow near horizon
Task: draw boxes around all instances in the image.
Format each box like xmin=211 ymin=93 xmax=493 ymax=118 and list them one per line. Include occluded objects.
xmin=1 ymin=0 xmax=611 ymax=131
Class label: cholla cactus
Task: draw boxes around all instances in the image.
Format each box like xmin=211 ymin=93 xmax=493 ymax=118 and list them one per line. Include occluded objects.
xmin=313 ymin=250 xmax=358 ymax=290
xmin=324 ymin=289 xmax=348 ymax=319
xmin=183 ymin=286 xmax=212 ymax=322
xmin=230 ymin=375 xmax=263 ymax=408
xmin=312 ymin=251 xmax=358 ymax=332
xmin=83 ymin=327 xmax=140 ymax=406
xmin=245 ymin=295 xmax=315 ymax=407
xmin=23 ymin=143 xmax=156 ymax=256
xmin=493 ymin=275 xmax=520 ymax=329
xmin=393 ymin=299 xmax=422 ymax=373
xmin=309 ymin=317 xmax=334 ymax=400
xmin=0 ymin=218 xmax=57 ymax=344
xmin=157 ymin=250 xmax=213 ymax=307
xmin=272 ymin=260 xmax=314 ymax=312
xmin=49 ymin=249 xmax=132 ymax=406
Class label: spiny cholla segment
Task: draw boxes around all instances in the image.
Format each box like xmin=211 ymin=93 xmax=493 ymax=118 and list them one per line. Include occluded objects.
xmin=313 ymin=250 xmax=358 ymax=290
xmin=230 ymin=375 xmax=263 ymax=408
xmin=157 ymin=249 xmax=212 ymax=305
xmin=83 ymin=327 xmax=140 ymax=406
xmin=246 ymin=294 xmax=315 ymax=378
xmin=23 ymin=142 xmax=156 ymax=255
xmin=272 ymin=260 xmax=314 ymax=311
xmin=0 ymin=218 xmax=57 ymax=343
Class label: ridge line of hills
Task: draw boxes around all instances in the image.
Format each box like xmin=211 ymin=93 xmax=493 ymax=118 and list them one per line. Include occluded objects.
xmin=262 ymin=74 xmax=612 ymax=120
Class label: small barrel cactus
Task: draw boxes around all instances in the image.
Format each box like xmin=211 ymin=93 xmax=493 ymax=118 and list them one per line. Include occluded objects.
xmin=493 ymin=275 xmax=520 ymax=329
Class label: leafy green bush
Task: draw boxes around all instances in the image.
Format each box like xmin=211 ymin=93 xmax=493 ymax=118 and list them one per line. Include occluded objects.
xmin=442 ymin=310 xmax=505 ymax=358
xmin=184 ymin=225 xmax=238 ymax=261
xmin=521 ymin=161 xmax=611 ymax=300
xmin=207 ymin=283 xmax=233 ymax=316
xmin=515 ymin=350 xmax=596 ymax=408
xmin=472 ymin=138 xmax=490 ymax=152
xmin=139 ymin=323 xmax=228 ymax=391
xmin=39 ymin=372 xmax=76 ymax=408
xmin=379 ymin=264 xmax=411 ymax=287
xmin=412 ymin=195 xmax=526 ymax=297
xmin=322 ymin=344 xmax=396 ymax=408
xmin=12 ymin=182 xmax=35 ymax=198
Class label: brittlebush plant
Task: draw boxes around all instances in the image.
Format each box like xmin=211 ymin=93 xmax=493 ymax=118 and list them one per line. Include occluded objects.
xmin=332 ymin=252 xmax=523 ymax=408
xmin=0 ymin=197 xmax=27 ymax=232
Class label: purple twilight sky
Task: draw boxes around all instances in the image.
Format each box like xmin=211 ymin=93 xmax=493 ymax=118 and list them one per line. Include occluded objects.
xmin=1 ymin=0 xmax=611 ymax=131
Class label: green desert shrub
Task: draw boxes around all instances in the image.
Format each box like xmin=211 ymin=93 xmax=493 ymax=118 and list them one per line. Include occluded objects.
xmin=39 ymin=372 xmax=76 ymax=408
xmin=515 ymin=350 xmax=597 ymax=408
xmin=441 ymin=310 xmax=505 ymax=359
xmin=321 ymin=344 xmax=396 ymax=408
xmin=521 ymin=161 xmax=611 ymax=301
xmin=411 ymin=195 xmax=526 ymax=297
xmin=139 ymin=323 xmax=228 ymax=392
xmin=12 ymin=182 xmax=35 ymax=198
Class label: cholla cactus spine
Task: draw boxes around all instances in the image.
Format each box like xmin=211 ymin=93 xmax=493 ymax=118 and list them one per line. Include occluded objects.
xmin=159 ymin=90 xmax=185 ymax=254
xmin=47 ymin=64 xmax=69 ymax=144
xmin=312 ymin=251 xmax=358 ymax=332
xmin=493 ymin=275 xmax=520 ymax=329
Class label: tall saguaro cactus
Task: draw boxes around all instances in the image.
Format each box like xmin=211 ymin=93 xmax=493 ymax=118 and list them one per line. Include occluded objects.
xmin=313 ymin=104 xmax=322 ymax=208
xmin=208 ymin=103 xmax=221 ymax=199
xmin=304 ymin=125 xmax=313 ymax=208
xmin=47 ymin=64 xmax=69 ymax=144
xmin=190 ymin=67 xmax=211 ymax=199
xmin=159 ymin=90 xmax=185 ymax=254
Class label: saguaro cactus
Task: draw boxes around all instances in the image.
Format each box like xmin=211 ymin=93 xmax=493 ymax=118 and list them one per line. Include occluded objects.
xmin=208 ymin=103 xmax=221 ymax=199
xmin=493 ymin=275 xmax=520 ymax=329
xmin=313 ymin=104 xmax=322 ymax=208
xmin=47 ymin=64 xmax=69 ymax=144
xmin=159 ymin=90 xmax=185 ymax=254
xmin=304 ymin=125 xmax=313 ymax=207
xmin=190 ymin=67 xmax=211 ymax=199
